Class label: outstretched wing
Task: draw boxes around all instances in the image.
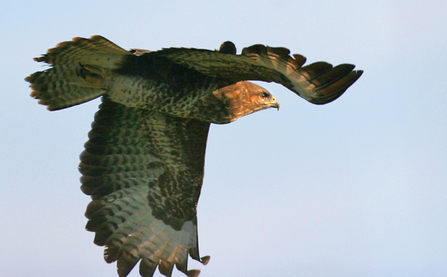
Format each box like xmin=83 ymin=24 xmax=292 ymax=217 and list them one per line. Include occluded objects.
xmin=155 ymin=42 xmax=363 ymax=104
xmin=80 ymin=96 xmax=210 ymax=277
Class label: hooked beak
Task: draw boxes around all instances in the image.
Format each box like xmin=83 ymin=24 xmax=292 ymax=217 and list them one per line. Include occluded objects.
xmin=271 ymin=96 xmax=280 ymax=110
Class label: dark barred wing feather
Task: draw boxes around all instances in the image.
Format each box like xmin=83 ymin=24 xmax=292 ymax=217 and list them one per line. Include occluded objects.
xmin=80 ymin=97 xmax=210 ymax=277
xmin=157 ymin=43 xmax=363 ymax=104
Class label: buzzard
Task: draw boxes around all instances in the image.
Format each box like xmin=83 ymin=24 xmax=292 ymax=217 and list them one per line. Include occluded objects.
xmin=26 ymin=35 xmax=362 ymax=277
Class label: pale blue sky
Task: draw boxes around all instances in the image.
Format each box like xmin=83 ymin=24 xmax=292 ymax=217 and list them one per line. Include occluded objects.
xmin=2 ymin=1 xmax=446 ymax=276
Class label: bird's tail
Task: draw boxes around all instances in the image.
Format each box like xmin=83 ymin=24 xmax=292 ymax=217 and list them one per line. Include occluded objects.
xmin=25 ymin=35 xmax=130 ymax=110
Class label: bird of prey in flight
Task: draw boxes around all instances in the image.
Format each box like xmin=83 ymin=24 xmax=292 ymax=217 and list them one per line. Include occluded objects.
xmin=26 ymin=35 xmax=362 ymax=277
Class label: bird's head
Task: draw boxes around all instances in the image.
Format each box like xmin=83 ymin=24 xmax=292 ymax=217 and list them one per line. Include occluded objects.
xmin=212 ymin=81 xmax=279 ymax=122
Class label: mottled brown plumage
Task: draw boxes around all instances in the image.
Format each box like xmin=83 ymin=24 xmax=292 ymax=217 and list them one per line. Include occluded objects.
xmin=26 ymin=35 xmax=362 ymax=277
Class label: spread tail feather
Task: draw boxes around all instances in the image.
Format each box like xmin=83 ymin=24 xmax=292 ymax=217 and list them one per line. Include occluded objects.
xmin=25 ymin=35 xmax=130 ymax=110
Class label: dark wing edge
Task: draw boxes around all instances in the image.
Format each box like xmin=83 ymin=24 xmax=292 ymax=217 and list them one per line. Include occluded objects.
xmin=156 ymin=43 xmax=363 ymax=104
xmin=241 ymin=45 xmax=363 ymax=104
xmin=80 ymin=97 xmax=210 ymax=277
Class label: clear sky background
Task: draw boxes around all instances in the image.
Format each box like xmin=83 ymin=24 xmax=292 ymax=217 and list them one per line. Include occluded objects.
xmin=2 ymin=1 xmax=446 ymax=277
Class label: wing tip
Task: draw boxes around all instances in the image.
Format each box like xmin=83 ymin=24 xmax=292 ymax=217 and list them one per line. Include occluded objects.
xmin=309 ymin=69 xmax=363 ymax=105
xmin=200 ymin=255 xmax=211 ymax=265
xmin=186 ymin=269 xmax=201 ymax=277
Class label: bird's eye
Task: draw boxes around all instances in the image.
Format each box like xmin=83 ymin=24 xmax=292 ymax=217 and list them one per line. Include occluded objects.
xmin=261 ymin=92 xmax=269 ymax=98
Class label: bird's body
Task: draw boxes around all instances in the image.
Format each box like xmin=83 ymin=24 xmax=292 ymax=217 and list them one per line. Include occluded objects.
xmin=26 ymin=35 xmax=362 ymax=277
